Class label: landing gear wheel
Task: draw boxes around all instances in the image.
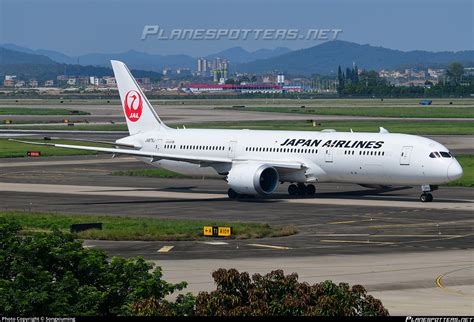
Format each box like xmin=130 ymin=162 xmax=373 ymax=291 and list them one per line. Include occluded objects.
xmin=228 ymin=188 xmax=239 ymax=199
xmin=306 ymin=184 xmax=316 ymax=196
xmin=297 ymin=183 xmax=307 ymax=196
xmin=288 ymin=184 xmax=298 ymax=196
xmin=420 ymin=193 xmax=433 ymax=202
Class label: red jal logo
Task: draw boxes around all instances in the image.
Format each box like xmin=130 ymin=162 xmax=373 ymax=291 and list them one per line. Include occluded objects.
xmin=124 ymin=90 xmax=143 ymax=122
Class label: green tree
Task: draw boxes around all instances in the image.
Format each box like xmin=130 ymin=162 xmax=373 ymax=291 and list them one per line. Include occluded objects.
xmin=446 ymin=62 xmax=464 ymax=85
xmin=337 ymin=66 xmax=344 ymax=93
xmin=0 ymin=218 xmax=188 ymax=316
xmin=193 ymin=269 xmax=389 ymax=316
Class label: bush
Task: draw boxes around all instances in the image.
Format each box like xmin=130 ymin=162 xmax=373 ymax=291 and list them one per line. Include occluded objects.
xmin=193 ymin=268 xmax=389 ymax=316
xmin=0 ymin=218 xmax=389 ymax=316
xmin=0 ymin=218 xmax=188 ymax=316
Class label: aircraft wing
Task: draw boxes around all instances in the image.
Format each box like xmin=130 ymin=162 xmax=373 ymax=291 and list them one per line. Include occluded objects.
xmin=9 ymin=139 xmax=231 ymax=164
xmin=11 ymin=139 xmax=307 ymax=171
xmin=43 ymin=137 xmax=141 ymax=149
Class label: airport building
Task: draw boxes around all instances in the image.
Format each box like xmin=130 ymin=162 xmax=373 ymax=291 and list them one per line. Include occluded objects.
xmin=182 ymin=83 xmax=304 ymax=93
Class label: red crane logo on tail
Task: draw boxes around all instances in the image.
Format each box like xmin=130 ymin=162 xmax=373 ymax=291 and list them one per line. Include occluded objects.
xmin=124 ymin=90 xmax=143 ymax=122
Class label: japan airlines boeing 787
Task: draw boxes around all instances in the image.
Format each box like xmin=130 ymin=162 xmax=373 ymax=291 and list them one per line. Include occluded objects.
xmin=14 ymin=60 xmax=463 ymax=202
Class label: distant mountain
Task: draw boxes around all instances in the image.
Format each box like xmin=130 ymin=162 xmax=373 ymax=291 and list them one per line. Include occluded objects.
xmin=236 ymin=40 xmax=474 ymax=75
xmin=0 ymin=47 xmax=55 ymax=65
xmin=0 ymin=43 xmax=76 ymax=64
xmin=0 ymin=43 xmax=292 ymax=71
xmin=0 ymin=48 xmax=162 ymax=82
xmin=36 ymin=49 xmax=77 ymax=64
xmin=2 ymin=41 xmax=474 ymax=76
xmin=0 ymin=44 xmax=196 ymax=71
xmin=76 ymin=50 xmax=196 ymax=71
xmin=205 ymin=46 xmax=291 ymax=64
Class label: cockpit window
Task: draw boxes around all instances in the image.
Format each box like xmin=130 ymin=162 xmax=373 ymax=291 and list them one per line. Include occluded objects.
xmin=429 ymin=151 xmax=451 ymax=158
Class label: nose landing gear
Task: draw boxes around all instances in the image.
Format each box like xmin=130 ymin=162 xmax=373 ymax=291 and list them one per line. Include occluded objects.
xmin=420 ymin=193 xmax=433 ymax=202
xmin=420 ymin=184 xmax=437 ymax=202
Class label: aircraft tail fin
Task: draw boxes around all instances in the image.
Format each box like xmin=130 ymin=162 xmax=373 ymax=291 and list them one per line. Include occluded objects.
xmin=111 ymin=60 xmax=169 ymax=135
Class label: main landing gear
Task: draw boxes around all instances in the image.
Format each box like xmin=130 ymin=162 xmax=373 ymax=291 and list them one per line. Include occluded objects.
xmin=288 ymin=183 xmax=316 ymax=197
xmin=419 ymin=184 xmax=437 ymax=202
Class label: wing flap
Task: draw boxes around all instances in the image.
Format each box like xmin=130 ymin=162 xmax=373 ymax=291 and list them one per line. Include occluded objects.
xmin=9 ymin=139 xmax=231 ymax=164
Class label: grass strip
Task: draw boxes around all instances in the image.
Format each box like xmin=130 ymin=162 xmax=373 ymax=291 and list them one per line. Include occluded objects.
xmin=0 ymin=211 xmax=297 ymax=241
xmin=188 ymin=120 xmax=474 ymax=135
xmin=217 ymin=105 xmax=474 ymax=118
xmin=1 ymin=120 xmax=472 ymax=135
xmin=447 ymin=155 xmax=474 ymax=187
xmin=0 ymin=107 xmax=89 ymax=115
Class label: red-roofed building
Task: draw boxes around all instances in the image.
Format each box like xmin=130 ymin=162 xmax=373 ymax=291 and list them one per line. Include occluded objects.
xmin=182 ymin=83 xmax=304 ymax=93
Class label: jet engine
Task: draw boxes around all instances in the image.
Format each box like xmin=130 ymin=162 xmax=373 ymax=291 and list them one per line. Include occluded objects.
xmin=227 ymin=163 xmax=279 ymax=195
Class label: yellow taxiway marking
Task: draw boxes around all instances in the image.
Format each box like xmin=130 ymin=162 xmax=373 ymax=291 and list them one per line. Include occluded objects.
xmin=327 ymin=218 xmax=378 ymax=225
xmin=327 ymin=220 xmax=358 ymax=225
xmin=157 ymin=246 xmax=174 ymax=253
xmin=434 ymin=266 xmax=474 ymax=297
xmin=436 ymin=274 xmax=445 ymax=288
xmin=435 ymin=273 xmax=466 ymax=297
xmin=247 ymin=243 xmax=291 ymax=250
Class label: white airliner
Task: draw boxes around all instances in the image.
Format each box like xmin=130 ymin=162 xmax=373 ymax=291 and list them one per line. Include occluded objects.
xmin=14 ymin=60 xmax=463 ymax=202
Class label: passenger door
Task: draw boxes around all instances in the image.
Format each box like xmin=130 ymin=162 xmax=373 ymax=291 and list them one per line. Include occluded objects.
xmin=325 ymin=148 xmax=333 ymax=163
xmin=155 ymin=139 xmax=162 ymax=151
xmin=400 ymin=146 xmax=413 ymax=165
xmin=228 ymin=141 xmax=237 ymax=158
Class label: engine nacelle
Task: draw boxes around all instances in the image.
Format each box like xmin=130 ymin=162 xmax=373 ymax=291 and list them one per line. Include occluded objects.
xmin=227 ymin=163 xmax=279 ymax=195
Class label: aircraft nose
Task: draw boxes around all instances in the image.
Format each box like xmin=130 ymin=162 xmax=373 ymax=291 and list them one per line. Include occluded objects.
xmin=447 ymin=160 xmax=463 ymax=181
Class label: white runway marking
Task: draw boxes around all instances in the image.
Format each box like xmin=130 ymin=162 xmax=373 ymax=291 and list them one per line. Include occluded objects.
xmin=157 ymin=246 xmax=174 ymax=253
xmin=200 ymin=241 xmax=229 ymax=245
xmin=247 ymin=243 xmax=292 ymax=250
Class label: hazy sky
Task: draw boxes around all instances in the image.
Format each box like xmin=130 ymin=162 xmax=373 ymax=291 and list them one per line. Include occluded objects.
xmin=1 ymin=0 xmax=472 ymax=56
